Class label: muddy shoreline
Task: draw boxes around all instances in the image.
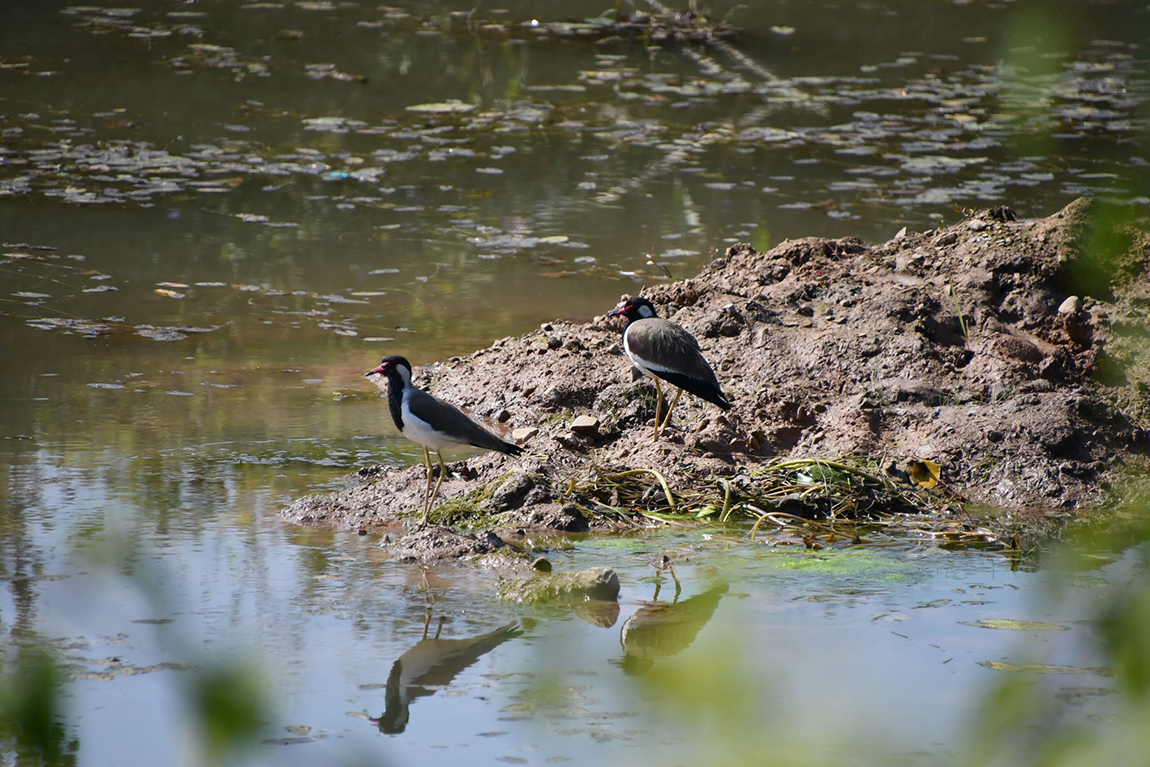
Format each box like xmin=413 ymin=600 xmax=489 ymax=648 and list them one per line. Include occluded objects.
xmin=283 ymin=199 xmax=1149 ymax=559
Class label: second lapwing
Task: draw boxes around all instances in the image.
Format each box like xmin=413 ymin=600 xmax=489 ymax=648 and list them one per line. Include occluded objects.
xmin=607 ymin=296 xmax=731 ymax=441
xmin=366 ymin=355 xmax=523 ymax=524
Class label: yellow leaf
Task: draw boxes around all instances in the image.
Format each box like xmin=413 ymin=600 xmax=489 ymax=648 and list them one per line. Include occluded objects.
xmin=907 ymin=460 xmax=940 ymax=489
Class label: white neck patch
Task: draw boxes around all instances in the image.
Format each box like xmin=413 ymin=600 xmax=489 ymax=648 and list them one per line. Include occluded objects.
xmin=394 ymin=363 xmax=413 ymax=388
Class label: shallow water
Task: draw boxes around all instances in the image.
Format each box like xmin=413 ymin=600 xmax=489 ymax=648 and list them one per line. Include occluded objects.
xmin=2 ymin=1 xmax=1148 ymax=764
xmin=3 ymin=444 xmax=1132 ymax=766
xmin=7 ymin=447 xmax=1127 ymax=766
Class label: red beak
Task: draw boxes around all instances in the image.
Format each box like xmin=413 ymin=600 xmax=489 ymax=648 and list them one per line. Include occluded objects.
xmin=366 ymin=364 xmax=386 ymax=377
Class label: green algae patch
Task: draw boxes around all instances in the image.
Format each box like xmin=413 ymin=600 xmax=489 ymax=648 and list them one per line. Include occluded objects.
xmin=768 ymin=548 xmax=916 ymax=582
xmin=426 ymin=494 xmax=498 ymax=528
xmin=423 ymin=472 xmax=517 ymax=528
xmin=978 ymin=661 xmax=1112 ymax=676
xmin=962 ymin=619 xmax=1069 ymax=631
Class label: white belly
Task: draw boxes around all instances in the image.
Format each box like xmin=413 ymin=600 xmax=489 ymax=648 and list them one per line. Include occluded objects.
xmin=400 ymin=397 xmax=456 ymax=451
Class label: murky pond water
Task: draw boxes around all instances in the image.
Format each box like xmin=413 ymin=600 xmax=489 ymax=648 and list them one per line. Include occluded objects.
xmin=2 ymin=1 xmax=1149 ymax=764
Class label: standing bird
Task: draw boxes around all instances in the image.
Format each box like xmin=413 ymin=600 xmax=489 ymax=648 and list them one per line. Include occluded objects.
xmin=365 ymin=355 xmax=523 ymax=524
xmin=607 ymin=296 xmax=731 ymax=441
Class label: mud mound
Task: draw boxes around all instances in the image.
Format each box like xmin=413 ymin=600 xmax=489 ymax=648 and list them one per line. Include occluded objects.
xmin=283 ymin=199 xmax=1149 ymax=534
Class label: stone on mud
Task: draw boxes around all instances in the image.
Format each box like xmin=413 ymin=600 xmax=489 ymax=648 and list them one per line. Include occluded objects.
xmin=500 ymin=566 xmax=621 ymax=604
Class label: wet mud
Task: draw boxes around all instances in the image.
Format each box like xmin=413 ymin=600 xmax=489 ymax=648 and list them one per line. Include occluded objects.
xmin=283 ymin=199 xmax=1150 ymax=556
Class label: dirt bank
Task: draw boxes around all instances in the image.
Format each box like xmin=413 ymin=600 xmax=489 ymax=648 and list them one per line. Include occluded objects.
xmin=283 ymin=199 xmax=1149 ymax=548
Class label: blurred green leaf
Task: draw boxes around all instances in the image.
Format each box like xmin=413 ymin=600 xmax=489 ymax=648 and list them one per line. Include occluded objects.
xmin=190 ymin=663 xmax=267 ymax=762
xmin=0 ymin=649 xmax=78 ymax=767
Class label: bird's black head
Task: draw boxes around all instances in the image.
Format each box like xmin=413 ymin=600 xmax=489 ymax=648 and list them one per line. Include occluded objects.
xmin=607 ymin=296 xmax=658 ymax=323
xmin=365 ymin=355 xmax=412 ymax=381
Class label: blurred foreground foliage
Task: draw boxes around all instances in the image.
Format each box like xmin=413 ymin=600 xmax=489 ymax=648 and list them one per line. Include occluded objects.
xmin=0 ymin=649 xmax=267 ymax=766
xmin=0 ymin=648 xmax=77 ymax=767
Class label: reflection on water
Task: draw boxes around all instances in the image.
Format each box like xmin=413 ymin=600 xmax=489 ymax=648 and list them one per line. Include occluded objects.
xmin=371 ymin=613 xmax=523 ymax=735
xmin=620 ymin=580 xmax=729 ymax=675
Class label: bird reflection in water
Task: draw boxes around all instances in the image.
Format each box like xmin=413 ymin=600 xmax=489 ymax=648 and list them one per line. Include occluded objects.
xmin=619 ymin=561 xmax=729 ymax=675
xmin=369 ymin=611 xmax=523 ymax=734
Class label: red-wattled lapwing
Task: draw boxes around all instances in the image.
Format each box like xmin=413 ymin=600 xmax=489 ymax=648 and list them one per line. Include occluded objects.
xmin=607 ymin=296 xmax=731 ymax=442
xmin=365 ymin=355 xmax=523 ymax=524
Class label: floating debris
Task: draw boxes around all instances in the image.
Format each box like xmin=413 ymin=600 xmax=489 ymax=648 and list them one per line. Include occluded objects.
xmin=406 ymin=100 xmax=476 ymax=114
xmin=27 ymin=318 xmax=115 ymax=337
xmin=136 ymin=326 xmax=188 ymax=341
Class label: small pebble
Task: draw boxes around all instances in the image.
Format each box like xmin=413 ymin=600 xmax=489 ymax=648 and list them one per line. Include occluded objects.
xmin=512 ymin=426 xmax=538 ymax=442
xmin=570 ymin=415 xmax=600 ymax=436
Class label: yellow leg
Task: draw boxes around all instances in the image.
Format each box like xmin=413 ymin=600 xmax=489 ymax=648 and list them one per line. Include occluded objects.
xmin=424 ymin=450 xmax=448 ymax=524
xmin=420 ymin=447 xmax=434 ymax=522
xmin=660 ymin=388 xmax=684 ymax=433
xmin=652 ymin=378 xmax=663 ymax=443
